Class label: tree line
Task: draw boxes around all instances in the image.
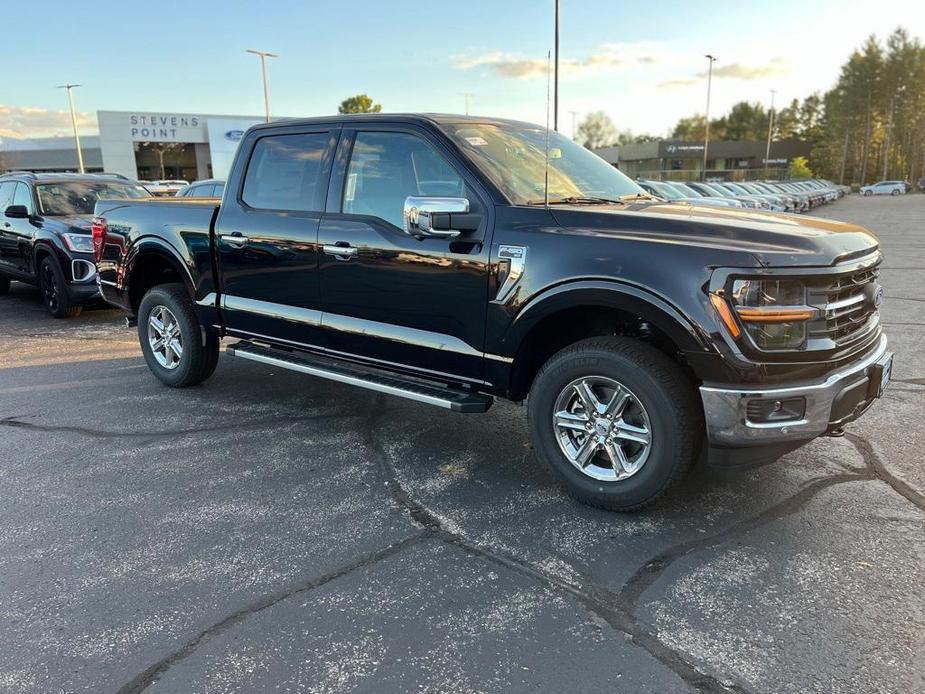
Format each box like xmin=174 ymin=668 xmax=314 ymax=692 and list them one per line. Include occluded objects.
xmin=576 ymin=28 xmax=925 ymax=185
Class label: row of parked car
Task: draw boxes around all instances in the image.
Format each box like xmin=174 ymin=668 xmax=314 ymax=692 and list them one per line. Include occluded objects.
xmin=636 ymin=178 xmax=849 ymax=213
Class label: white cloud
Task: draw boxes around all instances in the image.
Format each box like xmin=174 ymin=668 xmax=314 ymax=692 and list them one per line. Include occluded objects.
xmin=0 ymin=105 xmax=98 ymax=139
xmin=658 ymin=57 xmax=790 ymax=89
xmin=452 ymin=43 xmax=662 ymax=80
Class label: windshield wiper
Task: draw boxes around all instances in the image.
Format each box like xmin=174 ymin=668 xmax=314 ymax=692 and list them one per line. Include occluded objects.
xmin=526 ymin=196 xmax=625 ymax=206
xmin=618 ymin=192 xmax=657 ymax=202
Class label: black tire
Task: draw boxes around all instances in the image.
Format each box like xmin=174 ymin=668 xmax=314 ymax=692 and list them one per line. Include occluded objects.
xmin=0 ymin=277 xmax=10 ymax=295
xmin=864 ymin=190 xmax=873 ymax=197
xmin=528 ymin=337 xmax=702 ymax=512
xmin=137 ymin=283 xmax=220 ymax=387
xmin=891 ymin=189 xmax=899 ymax=196
xmin=39 ymin=256 xmax=82 ymax=318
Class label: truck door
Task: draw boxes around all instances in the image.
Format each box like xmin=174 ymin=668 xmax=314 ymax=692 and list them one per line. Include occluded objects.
xmin=214 ymin=127 xmax=338 ymax=348
xmin=317 ymin=126 xmax=493 ymax=384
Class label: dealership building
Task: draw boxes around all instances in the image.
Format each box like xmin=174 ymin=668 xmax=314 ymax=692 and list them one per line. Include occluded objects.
xmin=595 ymin=138 xmax=812 ymax=181
xmin=0 ymin=110 xmax=264 ymax=181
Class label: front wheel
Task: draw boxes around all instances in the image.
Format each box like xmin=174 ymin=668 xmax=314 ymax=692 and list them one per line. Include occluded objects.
xmin=864 ymin=190 xmax=873 ymax=197
xmin=138 ymin=283 xmax=219 ymax=387
xmin=528 ymin=337 xmax=702 ymax=511
xmin=39 ymin=256 xmax=81 ymax=318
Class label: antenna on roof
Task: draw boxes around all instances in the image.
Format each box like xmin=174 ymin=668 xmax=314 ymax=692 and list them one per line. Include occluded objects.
xmin=544 ymin=50 xmax=551 ymax=208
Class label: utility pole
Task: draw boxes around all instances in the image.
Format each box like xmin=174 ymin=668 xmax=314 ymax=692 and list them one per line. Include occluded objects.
xmin=460 ymin=92 xmax=475 ymax=116
xmin=57 ymin=84 xmax=85 ymax=173
xmin=553 ymin=0 xmax=560 ymax=131
xmin=764 ymin=89 xmax=776 ymax=178
xmin=702 ymin=54 xmax=716 ymax=182
xmin=569 ymin=110 xmax=579 ymax=139
xmin=246 ymin=49 xmax=278 ymax=123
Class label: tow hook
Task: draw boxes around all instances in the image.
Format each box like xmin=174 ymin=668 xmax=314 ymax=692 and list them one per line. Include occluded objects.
xmin=825 ymin=426 xmax=846 ymax=438
xmin=125 ymin=316 xmax=138 ymax=328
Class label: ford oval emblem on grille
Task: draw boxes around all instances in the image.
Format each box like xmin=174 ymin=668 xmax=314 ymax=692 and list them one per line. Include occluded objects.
xmin=225 ymin=130 xmax=244 ymax=142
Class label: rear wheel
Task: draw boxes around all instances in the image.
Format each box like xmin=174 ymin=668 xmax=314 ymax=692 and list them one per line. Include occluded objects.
xmin=138 ymin=283 xmax=219 ymax=387
xmin=891 ymin=189 xmax=900 ymax=196
xmin=39 ymin=256 xmax=81 ymax=318
xmin=528 ymin=337 xmax=702 ymax=511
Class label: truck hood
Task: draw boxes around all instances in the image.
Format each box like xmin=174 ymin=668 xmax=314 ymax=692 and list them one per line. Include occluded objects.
xmin=550 ymin=201 xmax=879 ymax=267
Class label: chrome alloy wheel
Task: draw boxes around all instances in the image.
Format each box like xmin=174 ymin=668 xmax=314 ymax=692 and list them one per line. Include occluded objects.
xmin=552 ymin=376 xmax=653 ymax=482
xmin=147 ymin=305 xmax=183 ymax=370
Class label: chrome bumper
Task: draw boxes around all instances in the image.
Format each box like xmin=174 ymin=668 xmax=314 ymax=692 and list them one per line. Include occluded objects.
xmin=700 ymin=336 xmax=891 ymax=447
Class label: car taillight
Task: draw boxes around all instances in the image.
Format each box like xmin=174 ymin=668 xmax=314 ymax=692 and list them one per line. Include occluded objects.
xmin=91 ymin=217 xmax=107 ymax=262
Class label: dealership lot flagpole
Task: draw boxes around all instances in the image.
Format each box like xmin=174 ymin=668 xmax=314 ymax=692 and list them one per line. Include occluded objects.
xmin=57 ymin=84 xmax=85 ymax=173
xmin=246 ymin=49 xmax=278 ymax=123
xmin=701 ymin=54 xmax=716 ymax=181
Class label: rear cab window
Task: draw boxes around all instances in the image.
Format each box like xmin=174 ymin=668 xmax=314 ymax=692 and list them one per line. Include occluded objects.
xmin=242 ymin=133 xmax=331 ymax=212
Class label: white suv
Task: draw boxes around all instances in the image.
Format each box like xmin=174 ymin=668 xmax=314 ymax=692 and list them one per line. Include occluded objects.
xmin=860 ymin=180 xmax=906 ymax=196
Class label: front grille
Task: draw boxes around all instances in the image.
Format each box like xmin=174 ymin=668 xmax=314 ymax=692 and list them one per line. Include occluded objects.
xmin=807 ymin=259 xmax=881 ymax=349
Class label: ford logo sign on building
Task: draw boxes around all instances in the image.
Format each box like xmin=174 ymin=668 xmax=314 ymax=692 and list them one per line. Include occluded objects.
xmin=225 ymin=130 xmax=245 ymax=142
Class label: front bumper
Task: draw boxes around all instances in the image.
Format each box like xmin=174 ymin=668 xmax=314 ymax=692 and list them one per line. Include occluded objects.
xmin=700 ymin=335 xmax=892 ymax=452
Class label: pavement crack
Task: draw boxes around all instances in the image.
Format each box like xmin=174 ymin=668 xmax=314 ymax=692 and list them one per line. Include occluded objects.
xmin=0 ymin=412 xmax=360 ymax=440
xmin=114 ymin=532 xmax=427 ymax=694
xmin=617 ymin=472 xmax=871 ymax=614
xmin=844 ymin=432 xmax=925 ymax=513
xmin=363 ymin=394 xmax=747 ymax=694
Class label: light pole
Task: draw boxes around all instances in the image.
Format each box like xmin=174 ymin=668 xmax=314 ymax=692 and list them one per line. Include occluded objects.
xmin=701 ymin=54 xmax=716 ymax=181
xmin=569 ymin=110 xmax=579 ymax=139
xmin=553 ymin=0 xmax=560 ymax=131
xmin=246 ymin=49 xmax=278 ymax=123
xmin=764 ymin=89 xmax=777 ymax=178
xmin=57 ymin=83 xmax=85 ymax=173
xmin=460 ymin=92 xmax=475 ymax=115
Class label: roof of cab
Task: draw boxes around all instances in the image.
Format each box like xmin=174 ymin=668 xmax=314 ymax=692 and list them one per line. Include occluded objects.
xmin=245 ymin=113 xmax=541 ymax=133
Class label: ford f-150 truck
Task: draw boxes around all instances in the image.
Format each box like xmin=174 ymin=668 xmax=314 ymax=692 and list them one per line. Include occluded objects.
xmin=93 ymin=115 xmax=893 ymax=511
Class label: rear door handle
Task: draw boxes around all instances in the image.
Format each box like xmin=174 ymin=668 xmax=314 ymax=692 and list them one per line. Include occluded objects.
xmin=323 ymin=244 xmax=357 ymax=260
xmin=220 ymin=233 xmax=248 ymax=247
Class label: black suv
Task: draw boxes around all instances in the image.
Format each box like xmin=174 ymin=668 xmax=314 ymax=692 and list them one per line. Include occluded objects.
xmin=0 ymin=172 xmax=151 ymax=317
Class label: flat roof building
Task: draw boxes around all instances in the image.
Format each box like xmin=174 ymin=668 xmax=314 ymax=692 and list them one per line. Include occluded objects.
xmin=1 ymin=110 xmax=264 ymax=182
xmin=595 ymin=139 xmax=811 ymax=181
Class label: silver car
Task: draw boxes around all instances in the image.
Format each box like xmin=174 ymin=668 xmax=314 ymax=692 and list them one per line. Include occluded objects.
xmin=860 ymin=180 xmax=905 ymax=196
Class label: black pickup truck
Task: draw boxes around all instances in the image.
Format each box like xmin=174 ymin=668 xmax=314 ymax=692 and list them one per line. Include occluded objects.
xmin=93 ymin=115 xmax=892 ymax=510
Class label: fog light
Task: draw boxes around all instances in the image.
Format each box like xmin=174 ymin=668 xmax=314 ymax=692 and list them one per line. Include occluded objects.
xmin=746 ymin=397 xmax=806 ymax=423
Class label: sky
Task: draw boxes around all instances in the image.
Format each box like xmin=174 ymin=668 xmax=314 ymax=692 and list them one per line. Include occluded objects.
xmin=3 ymin=0 xmax=925 ymax=140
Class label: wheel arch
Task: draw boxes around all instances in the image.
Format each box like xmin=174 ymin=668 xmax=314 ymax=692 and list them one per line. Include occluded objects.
xmin=125 ymin=239 xmax=195 ymax=312
xmin=503 ymin=281 xmax=711 ymax=400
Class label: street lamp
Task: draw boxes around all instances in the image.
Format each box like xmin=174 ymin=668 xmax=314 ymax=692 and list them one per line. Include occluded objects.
xmin=701 ymin=54 xmax=716 ymax=182
xmin=56 ymin=83 xmax=85 ymax=173
xmin=246 ymin=49 xmax=278 ymax=123
xmin=764 ymin=89 xmax=777 ymax=178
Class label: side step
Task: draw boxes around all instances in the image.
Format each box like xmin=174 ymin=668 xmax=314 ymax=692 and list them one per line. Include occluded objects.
xmin=226 ymin=341 xmax=493 ymax=413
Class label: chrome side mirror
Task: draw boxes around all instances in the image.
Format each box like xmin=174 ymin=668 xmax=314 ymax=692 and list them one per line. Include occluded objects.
xmin=403 ymin=196 xmax=470 ymax=238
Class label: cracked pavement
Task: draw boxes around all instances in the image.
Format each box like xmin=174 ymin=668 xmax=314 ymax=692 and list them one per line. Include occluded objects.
xmin=0 ymin=194 xmax=922 ymax=693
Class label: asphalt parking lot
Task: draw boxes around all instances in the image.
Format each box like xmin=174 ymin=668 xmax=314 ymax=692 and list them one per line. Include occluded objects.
xmin=0 ymin=194 xmax=923 ymax=694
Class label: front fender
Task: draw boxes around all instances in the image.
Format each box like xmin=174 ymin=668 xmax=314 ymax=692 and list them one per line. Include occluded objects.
xmin=499 ymin=280 xmax=714 ymax=356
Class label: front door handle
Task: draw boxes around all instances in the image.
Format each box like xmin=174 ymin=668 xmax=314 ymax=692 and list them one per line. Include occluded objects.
xmin=323 ymin=243 xmax=358 ymax=260
xmin=220 ymin=233 xmax=248 ymax=248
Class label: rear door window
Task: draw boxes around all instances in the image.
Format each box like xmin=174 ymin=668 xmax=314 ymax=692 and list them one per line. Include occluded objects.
xmin=242 ymin=133 xmax=330 ymax=212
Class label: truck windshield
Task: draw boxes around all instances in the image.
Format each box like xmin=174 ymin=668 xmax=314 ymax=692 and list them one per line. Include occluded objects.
xmin=443 ymin=122 xmax=645 ymax=205
xmin=36 ymin=181 xmax=151 ymax=216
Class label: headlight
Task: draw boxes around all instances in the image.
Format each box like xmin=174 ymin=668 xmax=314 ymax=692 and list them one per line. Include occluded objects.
xmin=711 ymin=279 xmax=815 ymax=350
xmin=62 ymin=233 xmax=94 ymax=252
